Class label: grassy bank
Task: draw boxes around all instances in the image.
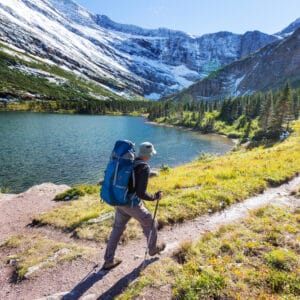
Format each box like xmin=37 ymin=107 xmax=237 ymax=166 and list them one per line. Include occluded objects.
xmin=32 ymin=120 xmax=300 ymax=242
xmin=0 ymin=234 xmax=94 ymax=281
xmin=154 ymin=111 xmax=258 ymax=140
xmin=118 ymin=205 xmax=300 ymax=299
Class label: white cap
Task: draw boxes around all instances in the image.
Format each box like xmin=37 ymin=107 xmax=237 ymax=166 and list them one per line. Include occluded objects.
xmin=138 ymin=142 xmax=157 ymax=157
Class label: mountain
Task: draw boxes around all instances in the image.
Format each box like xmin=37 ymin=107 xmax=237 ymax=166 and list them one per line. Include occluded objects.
xmin=277 ymin=17 xmax=300 ymax=36
xmin=0 ymin=0 xmax=299 ymax=100
xmin=94 ymin=15 xmax=279 ymax=98
xmin=0 ymin=0 xmax=143 ymax=100
xmin=169 ymin=28 xmax=300 ymax=101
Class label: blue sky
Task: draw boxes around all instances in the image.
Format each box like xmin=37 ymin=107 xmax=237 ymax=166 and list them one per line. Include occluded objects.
xmin=75 ymin=0 xmax=299 ymax=35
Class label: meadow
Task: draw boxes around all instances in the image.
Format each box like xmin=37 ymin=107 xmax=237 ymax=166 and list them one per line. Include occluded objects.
xmin=32 ymin=120 xmax=300 ymax=243
xmin=118 ymin=204 xmax=300 ymax=299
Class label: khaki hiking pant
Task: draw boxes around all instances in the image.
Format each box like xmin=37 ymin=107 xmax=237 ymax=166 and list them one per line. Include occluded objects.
xmin=104 ymin=202 xmax=158 ymax=264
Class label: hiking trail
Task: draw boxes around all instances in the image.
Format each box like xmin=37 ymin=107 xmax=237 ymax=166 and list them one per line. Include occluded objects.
xmin=0 ymin=177 xmax=299 ymax=300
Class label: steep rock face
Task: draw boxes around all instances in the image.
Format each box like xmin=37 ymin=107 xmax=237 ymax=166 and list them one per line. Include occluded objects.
xmin=172 ymin=28 xmax=300 ymax=101
xmin=96 ymin=15 xmax=279 ymax=96
xmin=0 ymin=0 xmax=298 ymax=99
xmin=240 ymin=31 xmax=278 ymax=57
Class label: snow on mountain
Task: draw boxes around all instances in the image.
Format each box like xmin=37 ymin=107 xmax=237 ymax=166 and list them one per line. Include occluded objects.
xmin=277 ymin=17 xmax=300 ymax=37
xmin=95 ymin=14 xmax=191 ymax=38
xmin=171 ymin=27 xmax=300 ymax=101
xmin=0 ymin=0 xmax=298 ymax=99
xmin=47 ymin=0 xmax=96 ymax=28
xmin=0 ymin=0 xmax=143 ymax=95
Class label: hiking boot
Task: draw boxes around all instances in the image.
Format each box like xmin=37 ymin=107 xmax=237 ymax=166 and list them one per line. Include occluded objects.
xmin=149 ymin=242 xmax=166 ymax=256
xmin=102 ymin=258 xmax=122 ymax=270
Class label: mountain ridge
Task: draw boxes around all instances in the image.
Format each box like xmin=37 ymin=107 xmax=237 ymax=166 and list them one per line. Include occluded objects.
xmin=168 ymin=27 xmax=300 ymax=101
xmin=0 ymin=0 xmax=299 ymax=100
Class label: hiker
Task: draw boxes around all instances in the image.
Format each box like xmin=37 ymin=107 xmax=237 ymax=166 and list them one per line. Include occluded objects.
xmin=102 ymin=142 xmax=166 ymax=270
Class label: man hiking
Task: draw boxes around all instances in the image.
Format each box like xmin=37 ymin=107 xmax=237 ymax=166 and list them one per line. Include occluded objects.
xmin=102 ymin=141 xmax=166 ymax=270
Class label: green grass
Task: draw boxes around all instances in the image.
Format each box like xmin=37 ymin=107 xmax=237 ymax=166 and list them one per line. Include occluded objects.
xmin=0 ymin=234 xmax=94 ymax=280
xmin=54 ymin=184 xmax=99 ymax=201
xmin=118 ymin=205 xmax=300 ymax=299
xmin=0 ymin=186 xmax=9 ymax=193
xmin=32 ymin=120 xmax=300 ymax=241
xmin=33 ymin=193 xmax=143 ymax=242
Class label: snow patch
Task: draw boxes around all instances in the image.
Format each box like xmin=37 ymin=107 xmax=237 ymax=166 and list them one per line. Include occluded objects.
xmin=170 ymin=64 xmax=198 ymax=88
xmin=10 ymin=64 xmax=68 ymax=85
xmin=227 ymin=74 xmax=246 ymax=97
xmin=0 ymin=47 xmax=35 ymax=63
xmin=234 ymin=75 xmax=245 ymax=91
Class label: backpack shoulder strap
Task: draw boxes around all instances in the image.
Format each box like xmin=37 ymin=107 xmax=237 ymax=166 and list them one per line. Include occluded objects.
xmin=134 ymin=159 xmax=147 ymax=168
xmin=132 ymin=160 xmax=147 ymax=189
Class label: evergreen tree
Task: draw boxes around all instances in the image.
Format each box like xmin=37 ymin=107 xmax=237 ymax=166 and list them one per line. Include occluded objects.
xmin=292 ymin=93 xmax=299 ymax=120
xmin=271 ymin=82 xmax=292 ymax=131
xmin=258 ymin=92 xmax=273 ymax=131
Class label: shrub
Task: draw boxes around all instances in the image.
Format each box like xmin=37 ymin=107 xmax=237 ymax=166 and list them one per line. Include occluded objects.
xmin=266 ymin=271 xmax=290 ymax=293
xmin=197 ymin=152 xmax=216 ymax=162
xmin=160 ymin=164 xmax=170 ymax=172
xmin=0 ymin=186 xmax=9 ymax=193
xmin=264 ymin=249 xmax=297 ymax=271
xmin=172 ymin=241 xmax=197 ymax=264
xmin=174 ymin=270 xmax=226 ymax=299
xmin=54 ymin=185 xmax=98 ymax=201
xmin=220 ymin=241 xmax=234 ymax=255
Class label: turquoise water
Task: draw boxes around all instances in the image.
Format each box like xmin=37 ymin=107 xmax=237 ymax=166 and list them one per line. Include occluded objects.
xmin=0 ymin=112 xmax=234 ymax=193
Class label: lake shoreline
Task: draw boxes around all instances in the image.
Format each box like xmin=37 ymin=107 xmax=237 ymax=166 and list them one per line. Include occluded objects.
xmin=1 ymin=107 xmax=238 ymax=145
xmin=0 ymin=107 xmax=145 ymax=117
xmin=145 ymin=120 xmax=239 ymax=145
xmin=1 ymin=112 xmax=233 ymax=194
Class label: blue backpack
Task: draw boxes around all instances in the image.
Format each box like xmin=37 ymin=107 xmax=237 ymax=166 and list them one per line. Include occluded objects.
xmin=100 ymin=140 xmax=142 ymax=206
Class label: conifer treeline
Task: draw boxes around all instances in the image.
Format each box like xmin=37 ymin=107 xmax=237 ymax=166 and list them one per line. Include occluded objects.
xmin=21 ymin=99 xmax=152 ymax=114
xmin=148 ymin=84 xmax=300 ymax=139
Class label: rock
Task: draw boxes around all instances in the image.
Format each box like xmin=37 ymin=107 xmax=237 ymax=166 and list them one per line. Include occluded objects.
xmin=24 ymin=248 xmax=72 ymax=279
xmin=9 ymin=259 xmax=20 ymax=265
xmin=87 ymin=212 xmax=114 ymax=224
xmin=150 ymin=169 xmax=159 ymax=177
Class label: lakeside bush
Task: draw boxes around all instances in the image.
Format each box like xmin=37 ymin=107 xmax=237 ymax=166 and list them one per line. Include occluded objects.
xmin=0 ymin=186 xmax=9 ymax=193
xmin=54 ymin=185 xmax=99 ymax=201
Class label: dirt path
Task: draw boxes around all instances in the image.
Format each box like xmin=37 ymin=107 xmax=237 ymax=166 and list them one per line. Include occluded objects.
xmin=1 ymin=177 xmax=300 ymax=300
xmin=0 ymin=183 xmax=70 ymax=244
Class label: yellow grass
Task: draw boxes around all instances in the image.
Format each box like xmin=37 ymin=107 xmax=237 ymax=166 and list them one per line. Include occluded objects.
xmin=33 ymin=120 xmax=300 ymax=241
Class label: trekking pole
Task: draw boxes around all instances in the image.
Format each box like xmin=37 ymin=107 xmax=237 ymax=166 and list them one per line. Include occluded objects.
xmin=142 ymin=198 xmax=159 ymax=269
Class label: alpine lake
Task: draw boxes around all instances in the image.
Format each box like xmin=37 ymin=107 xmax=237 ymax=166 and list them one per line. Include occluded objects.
xmin=0 ymin=111 xmax=234 ymax=193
